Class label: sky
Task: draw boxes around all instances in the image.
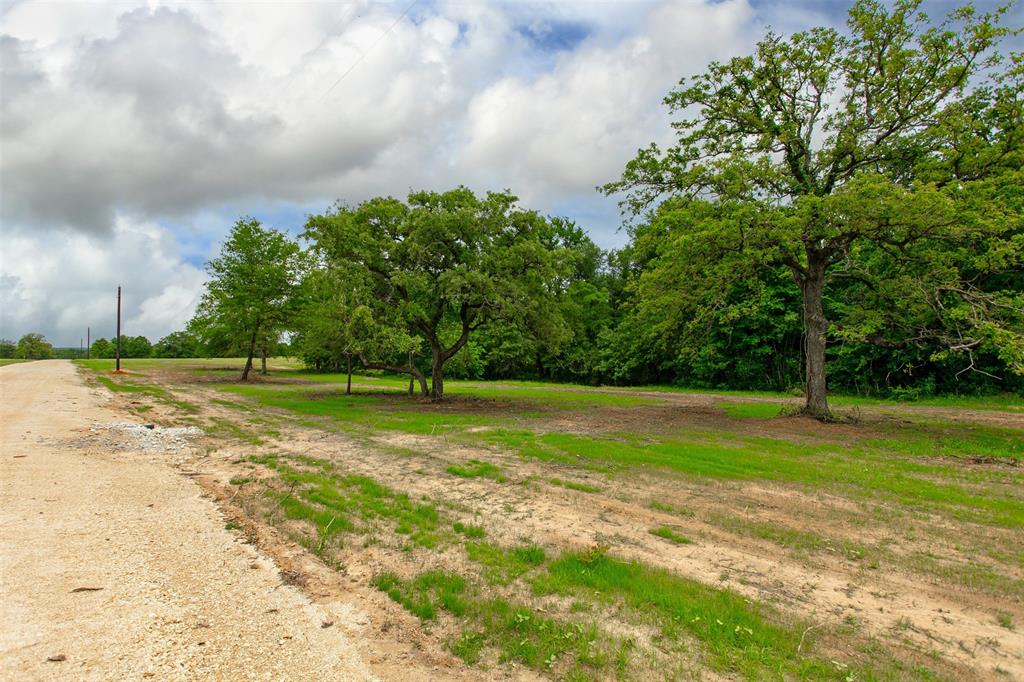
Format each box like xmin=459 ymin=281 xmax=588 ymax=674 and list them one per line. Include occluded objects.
xmin=0 ymin=0 xmax=1015 ymax=346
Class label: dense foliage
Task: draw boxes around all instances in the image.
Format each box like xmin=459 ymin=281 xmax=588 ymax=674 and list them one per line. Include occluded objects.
xmin=169 ymin=0 xmax=1022 ymax=404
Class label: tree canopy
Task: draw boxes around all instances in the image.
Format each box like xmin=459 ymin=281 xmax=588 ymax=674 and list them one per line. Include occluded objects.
xmin=603 ymin=0 xmax=1021 ymax=418
xmin=188 ymin=218 xmax=309 ymax=380
xmin=304 ymin=187 xmax=572 ymax=399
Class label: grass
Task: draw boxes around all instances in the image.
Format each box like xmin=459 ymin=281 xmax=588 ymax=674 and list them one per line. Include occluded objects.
xmin=717 ymin=401 xmax=784 ymax=419
xmin=446 ymin=459 xmax=507 ymax=482
xmin=649 ymin=525 xmax=692 ymax=545
xmin=250 ymin=453 xmax=449 ymax=550
xmin=0 ymin=358 xmax=31 ymax=367
xmin=63 ymin=358 xmax=1022 ymax=678
xmin=85 ymin=370 xmax=199 ymax=413
xmin=465 ymin=541 xmax=546 ymax=585
xmin=549 ymin=477 xmax=602 ymax=493
xmin=997 ymin=611 xmax=1015 ymax=630
xmin=535 ymin=549 xmax=848 ymax=680
xmin=453 ymin=521 xmax=486 ymax=539
xmin=372 ymin=568 xmax=627 ymax=678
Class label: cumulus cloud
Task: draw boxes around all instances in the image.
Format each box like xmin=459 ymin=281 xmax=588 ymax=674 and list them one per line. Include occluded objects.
xmin=3 ymin=0 xmax=902 ymax=345
xmin=0 ymin=218 xmax=206 ymax=345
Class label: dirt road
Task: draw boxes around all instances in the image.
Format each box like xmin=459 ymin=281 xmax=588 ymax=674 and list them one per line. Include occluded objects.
xmin=0 ymin=361 xmax=376 ymax=681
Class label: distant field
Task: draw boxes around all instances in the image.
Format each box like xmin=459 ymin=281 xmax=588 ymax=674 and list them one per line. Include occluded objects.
xmin=75 ymin=357 xmax=1024 ymax=680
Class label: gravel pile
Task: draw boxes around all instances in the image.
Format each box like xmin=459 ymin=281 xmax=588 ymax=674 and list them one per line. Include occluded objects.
xmin=92 ymin=422 xmax=203 ymax=454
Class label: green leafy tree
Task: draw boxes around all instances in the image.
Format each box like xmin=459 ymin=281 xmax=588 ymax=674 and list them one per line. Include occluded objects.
xmin=122 ymin=335 xmax=152 ymax=358
xmin=90 ymin=338 xmax=114 ymax=359
xmin=305 ymin=188 xmax=570 ymax=399
xmin=0 ymin=338 xmax=15 ymax=358
xmin=604 ymin=0 xmax=1017 ymax=418
xmin=189 ymin=218 xmax=309 ymax=381
xmin=152 ymin=331 xmax=200 ymax=358
xmin=16 ymin=333 xmax=54 ymax=359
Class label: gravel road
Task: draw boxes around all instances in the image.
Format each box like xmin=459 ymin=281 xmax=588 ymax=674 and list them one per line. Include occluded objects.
xmin=0 ymin=360 xmax=376 ymax=681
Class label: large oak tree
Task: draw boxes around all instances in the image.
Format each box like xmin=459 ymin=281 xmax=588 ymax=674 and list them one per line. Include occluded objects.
xmin=604 ymin=0 xmax=1018 ymax=418
xmin=304 ymin=188 xmax=570 ymax=399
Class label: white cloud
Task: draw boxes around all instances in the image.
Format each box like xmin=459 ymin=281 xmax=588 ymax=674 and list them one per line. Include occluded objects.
xmin=0 ymin=218 xmax=206 ymax=345
xmin=1 ymin=0 xmax=872 ymax=344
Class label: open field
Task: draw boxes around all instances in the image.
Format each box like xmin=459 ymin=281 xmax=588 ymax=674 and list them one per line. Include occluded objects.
xmin=74 ymin=358 xmax=1024 ymax=680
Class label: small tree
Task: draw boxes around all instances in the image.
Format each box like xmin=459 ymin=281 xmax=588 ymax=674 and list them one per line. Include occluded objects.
xmin=16 ymin=333 xmax=54 ymax=359
xmin=0 ymin=339 xmax=15 ymax=358
xmin=604 ymin=0 xmax=1016 ymax=418
xmin=189 ymin=218 xmax=309 ymax=381
xmin=305 ymin=188 xmax=569 ymax=399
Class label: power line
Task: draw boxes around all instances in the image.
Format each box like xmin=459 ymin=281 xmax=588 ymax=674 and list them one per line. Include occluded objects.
xmin=321 ymin=0 xmax=420 ymax=101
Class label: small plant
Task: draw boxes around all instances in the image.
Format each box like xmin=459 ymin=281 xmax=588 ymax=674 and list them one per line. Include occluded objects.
xmin=224 ymin=520 xmax=241 ymax=531
xmin=996 ymin=611 xmax=1014 ymax=630
xmin=453 ymin=521 xmax=486 ymax=539
xmin=650 ymin=525 xmax=692 ymax=545
xmin=229 ymin=476 xmax=253 ymax=486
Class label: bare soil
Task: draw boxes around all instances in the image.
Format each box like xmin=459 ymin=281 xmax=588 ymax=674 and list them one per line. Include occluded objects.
xmin=0 ymin=361 xmax=481 ymax=681
xmin=6 ymin=360 xmax=1022 ymax=680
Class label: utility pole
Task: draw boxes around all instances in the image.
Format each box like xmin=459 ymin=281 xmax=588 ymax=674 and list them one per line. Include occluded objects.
xmin=87 ymin=327 xmax=90 ymax=359
xmin=115 ymin=286 xmax=122 ymax=373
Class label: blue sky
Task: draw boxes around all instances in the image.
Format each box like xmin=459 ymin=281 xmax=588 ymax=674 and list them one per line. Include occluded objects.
xmin=1 ymin=0 xmax=1019 ymax=345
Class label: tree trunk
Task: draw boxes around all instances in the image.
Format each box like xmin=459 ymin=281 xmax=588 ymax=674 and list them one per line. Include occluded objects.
xmin=346 ymin=353 xmax=352 ymax=395
xmin=430 ymin=343 xmax=444 ymax=400
xmin=800 ymin=251 xmax=831 ymax=419
xmin=359 ymin=353 xmax=428 ymax=397
xmin=241 ymin=329 xmax=258 ymax=381
xmin=407 ymin=350 xmax=414 ymax=396
xmin=260 ymin=347 xmax=268 ymax=375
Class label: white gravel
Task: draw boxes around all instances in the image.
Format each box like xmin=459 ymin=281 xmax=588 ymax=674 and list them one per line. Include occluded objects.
xmin=92 ymin=421 xmax=203 ymax=453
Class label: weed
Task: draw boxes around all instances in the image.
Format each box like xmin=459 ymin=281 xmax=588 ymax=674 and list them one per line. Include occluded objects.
xmin=649 ymin=525 xmax=692 ymax=545
xmin=997 ymin=611 xmax=1015 ymax=630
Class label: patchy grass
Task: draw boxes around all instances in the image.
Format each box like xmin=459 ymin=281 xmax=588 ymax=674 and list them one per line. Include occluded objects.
xmin=446 ymin=459 xmax=507 ymax=482
xmin=649 ymin=525 xmax=692 ymax=545
xmin=717 ymin=401 xmax=783 ymax=419
xmin=465 ymin=541 xmax=546 ymax=585
xmin=453 ymin=521 xmax=487 ymax=539
xmin=549 ymin=477 xmax=602 ymax=493
xmin=373 ymin=569 xmax=627 ymax=678
xmin=204 ymin=416 xmax=265 ymax=445
xmin=535 ymin=549 xmax=847 ymax=680
xmin=0 ymin=358 xmax=31 ymax=367
xmin=250 ymin=453 xmax=449 ymax=550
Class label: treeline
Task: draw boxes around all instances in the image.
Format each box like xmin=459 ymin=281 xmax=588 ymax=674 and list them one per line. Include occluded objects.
xmin=182 ymin=0 xmax=1022 ymax=413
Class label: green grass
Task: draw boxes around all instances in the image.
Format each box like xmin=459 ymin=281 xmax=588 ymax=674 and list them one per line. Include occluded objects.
xmin=89 ymin=373 xmax=199 ymax=413
xmin=372 ymin=570 xmax=467 ymax=620
xmin=250 ymin=453 xmax=448 ymax=549
xmin=204 ymin=416 xmax=265 ymax=445
xmin=649 ymin=525 xmax=692 ymax=545
xmin=453 ymin=521 xmax=487 ymax=539
xmin=535 ymin=550 xmax=848 ymax=680
xmin=465 ymin=541 xmax=546 ymax=585
xmin=446 ymin=459 xmax=507 ymax=482
xmin=0 ymin=358 xmax=31 ymax=367
xmin=717 ymin=401 xmax=784 ymax=419
xmin=373 ymin=569 xmax=626 ymax=678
